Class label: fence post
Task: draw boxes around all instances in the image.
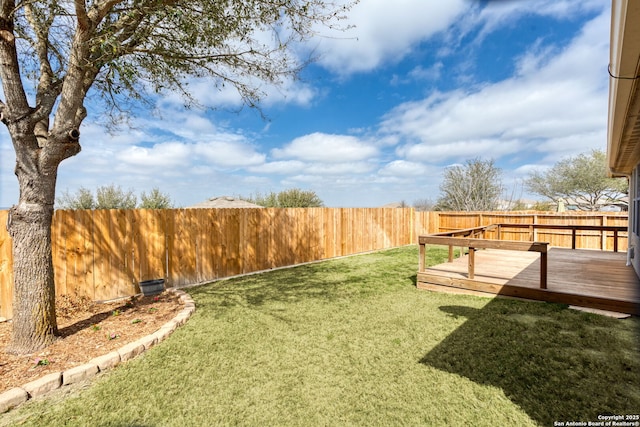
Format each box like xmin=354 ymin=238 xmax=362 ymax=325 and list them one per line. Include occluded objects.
xmin=540 ymin=248 xmax=548 ymax=289
xmin=413 ymin=209 xmax=418 ymax=244
xmin=602 ymin=215 xmax=607 ymax=251
xmin=468 ymin=247 xmax=475 ymax=279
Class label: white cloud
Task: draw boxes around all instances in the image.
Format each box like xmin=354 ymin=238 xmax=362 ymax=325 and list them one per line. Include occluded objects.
xmin=116 ymin=142 xmax=191 ymax=168
xmin=316 ymin=0 xmax=605 ymax=77
xmin=254 ymin=160 xmax=376 ymax=176
xmin=283 ymin=174 xmax=325 ymax=184
xmin=249 ymin=160 xmax=307 ymax=174
xmin=397 ymin=140 xmax=523 ymax=163
xmin=272 ymin=133 xmax=378 ymax=162
xmin=470 ymin=0 xmax=606 ymax=44
xmin=305 ymin=162 xmax=375 ymax=175
xmin=378 ymin=160 xmax=430 ymax=177
xmin=159 ymin=74 xmax=317 ymax=110
xmin=534 ymin=131 xmax=606 ymax=163
xmin=383 ymin=9 xmax=609 ymax=164
xmin=194 ymin=140 xmax=266 ymax=167
xmin=409 ymin=63 xmax=444 ymax=82
xmin=316 ymin=0 xmax=469 ymax=74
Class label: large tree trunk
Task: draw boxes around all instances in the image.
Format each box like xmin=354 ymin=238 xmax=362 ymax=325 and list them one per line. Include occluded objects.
xmin=5 ymin=131 xmax=61 ymax=354
xmin=6 ymin=201 xmax=58 ymax=354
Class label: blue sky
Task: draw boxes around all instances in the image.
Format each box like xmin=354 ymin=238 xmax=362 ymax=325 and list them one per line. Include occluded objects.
xmin=0 ymin=0 xmax=611 ymax=208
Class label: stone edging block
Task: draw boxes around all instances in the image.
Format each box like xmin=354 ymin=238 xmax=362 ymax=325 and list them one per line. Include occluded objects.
xmin=117 ymin=339 xmax=146 ymax=363
xmin=0 ymin=388 xmax=28 ymax=413
xmin=137 ymin=334 xmax=158 ymax=350
xmin=1 ymin=288 xmax=195 ymax=414
xmin=62 ymin=363 xmax=99 ymax=386
xmin=89 ymin=351 xmax=121 ymax=371
xmin=22 ymin=372 xmax=62 ymax=398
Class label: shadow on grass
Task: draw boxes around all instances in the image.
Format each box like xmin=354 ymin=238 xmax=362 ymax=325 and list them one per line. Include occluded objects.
xmin=189 ymin=247 xmax=425 ymax=310
xmin=419 ymin=299 xmax=640 ymax=426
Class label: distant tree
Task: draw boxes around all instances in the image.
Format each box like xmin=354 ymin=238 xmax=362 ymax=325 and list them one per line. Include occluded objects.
xmin=531 ymin=201 xmax=555 ymax=211
xmin=435 ymin=159 xmax=503 ymax=211
xmin=508 ymin=199 xmax=529 ymax=211
xmin=525 ymin=150 xmax=628 ymax=211
xmin=413 ymin=198 xmax=435 ymax=211
xmin=248 ymin=192 xmax=278 ymax=207
xmin=95 ymin=185 xmax=137 ymax=209
xmin=57 ymin=184 xmax=139 ymax=209
xmin=56 ymin=187 xmax=95 ymax=210
xmin=249 ymin=188 xmax=324 ymax=207
xmin=140 ymin=188 xmax=174 ymax=209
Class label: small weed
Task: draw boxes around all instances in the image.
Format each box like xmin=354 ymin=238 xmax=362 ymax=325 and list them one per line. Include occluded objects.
xmin=131 ymin=319 xmax=142 ymax=324
xmin=32 ymin=358 xmax=49 ymax=368
xmin=111 ymin=310 xmax=121 ymax=317
xmin=91 ymin=324 xmax=101 ymax=331
xmin=148 ymin=307 xmax=158 ymax=313
xmin=107 ymin=332 xmax=119 ymax=340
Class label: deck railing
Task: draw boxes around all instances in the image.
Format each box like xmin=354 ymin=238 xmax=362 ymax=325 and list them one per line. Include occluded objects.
xmin=494 ymin=223 xmax=627 ymax=252
xmin=429 ymin=224 xmax=498 ymax=262
xmin=418 ymin=222 xmax=627 ymax=290
xmin=418 ymin=234 xmax=549 ymax=289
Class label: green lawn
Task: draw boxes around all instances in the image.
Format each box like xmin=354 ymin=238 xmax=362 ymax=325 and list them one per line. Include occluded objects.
xmin=2 ymin=246 xmax=638 ymax=426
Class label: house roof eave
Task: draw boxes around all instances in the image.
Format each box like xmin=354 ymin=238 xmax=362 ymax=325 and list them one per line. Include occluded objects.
xmin=607 ymin=0 xmax=640 ymax=175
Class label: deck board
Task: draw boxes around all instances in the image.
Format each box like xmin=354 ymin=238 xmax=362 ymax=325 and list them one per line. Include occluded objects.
xmin=417 ymin=248 xmax=640 ymax=315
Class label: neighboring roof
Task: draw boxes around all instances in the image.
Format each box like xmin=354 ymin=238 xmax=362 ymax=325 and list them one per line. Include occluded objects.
xmin=188 ymin=196 xmax=263 ymax=209
xmin=607 ymin=0 xmax=640 ymax=176
xmin=380 ymin=202 xmax=411 ymax=208
xmin=380 ymin=202 xmax=403 ymax=208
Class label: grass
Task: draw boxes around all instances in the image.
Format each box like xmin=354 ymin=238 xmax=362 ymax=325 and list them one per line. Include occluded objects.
xmin=2 ymin=246 xmax=638 ymax=426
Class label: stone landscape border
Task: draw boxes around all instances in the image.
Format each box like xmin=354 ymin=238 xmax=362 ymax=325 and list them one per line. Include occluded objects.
xmin=0 ymin=288 xmax=195 ymax=413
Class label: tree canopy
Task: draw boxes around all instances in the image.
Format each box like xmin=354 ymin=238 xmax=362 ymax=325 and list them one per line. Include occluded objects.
xmin=248 ymin=188 xmax=324 ymax=207
xmin=525 ymin=150 xmax=628 ymax=211
xmin=140 ymin=187 xmax=174 ymax=209
xmin=56 ymin=187 xmax=96 ymax=209
xmin=56 ymin=184 xmax=174 ymax=209
xmin=0 ymin=0 xmax=354 ymax=354
xmin=413 ymin=198 xmax=435 ymax=212
xmin=435 ymin=158 xmax=503 ymax=211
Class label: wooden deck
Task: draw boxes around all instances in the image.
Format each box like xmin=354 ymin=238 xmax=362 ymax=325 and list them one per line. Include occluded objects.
xmin=417 ymin=248 xmax=640 ymax=315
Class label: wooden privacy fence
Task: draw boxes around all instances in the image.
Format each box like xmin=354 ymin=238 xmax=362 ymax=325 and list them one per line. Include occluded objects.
xmin=0 ymin=209 xmax=628 ymax=319
xmin=0 ymin=208 xmax=422 ymax=319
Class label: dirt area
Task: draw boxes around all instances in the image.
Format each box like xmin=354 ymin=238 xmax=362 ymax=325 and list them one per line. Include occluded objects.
xmin=0 ymin=292 xmax=184 ymax=394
